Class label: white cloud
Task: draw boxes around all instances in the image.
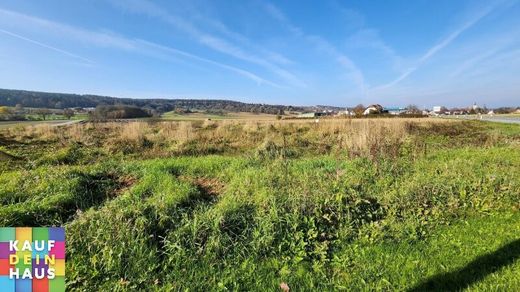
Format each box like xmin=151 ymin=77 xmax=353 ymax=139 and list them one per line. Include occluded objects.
xmin=0 ymin=8 xmax=136 ymax=50
xmin=376 ymin=2 xmax=501 ymax=90
xmin=107 ymin=0 xmax=306 ymax=87
xmin=261 ymin=2 xmax=367 ymax=93
xmin=0 ymin=7 xmax=279 ymax=86
xmin=0 ymin=28 xmax=94 ymax=64
xmin=346 ymin=28 xmax=403 ymax=72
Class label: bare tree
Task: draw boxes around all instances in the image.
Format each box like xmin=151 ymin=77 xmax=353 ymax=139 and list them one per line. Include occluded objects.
xmin=406 ymin=104 xmax=421 ymax=114
xmin=353 ymin=104 xmax=365 ymax=116
xmin=35 ymin=109 xmax=51 ymax=120
xmin=63 ymin=108 xmax=75 ymax=120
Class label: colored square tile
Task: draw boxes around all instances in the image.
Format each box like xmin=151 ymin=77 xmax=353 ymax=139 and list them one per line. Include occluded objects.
xmin=32 ymin=258 xmax=48 ymax=269
xmin=32 ymin=228 xmax=48 ymax=242
xmin=42 ymin=254 xmax=55 ymax=266
xmin=32 ymin=259 xmax=48 ymax=278
xmin=32 ymin=277 xmax=48 ymax=292
xmin=15 ymin=252 xmax=31 ymax=270
xmin=0 ymin=276 xmax=15 ymax=292
xmin=0 ymin=242 xmax=16 ymax=259
xmin=48 ymin=228 xmax=64 ymax=242
xmin=15 ymin=278 xmax=31 ymax=292
xmin=49 ymin=259 xmax=64 ymax=277
xmin=32 ymin=255 xmax=49 ymax=266
xmin=49 ymin=276 xmax=65 ymax=292
xmin=0 ymin=228 xmax=15 ymax=242
xmin=49 ymin=242 xmax=65 ymax=259
xmin=15 ymin=228 xmax=31 ymax=244
xmin=32 ymin=241 xmax=49 ymax=260
xmin=0 ymin=259 xmax=15 ymax=276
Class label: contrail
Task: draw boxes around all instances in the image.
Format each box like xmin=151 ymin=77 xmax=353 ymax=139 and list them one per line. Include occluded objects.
xmin=0 ymin=28 xmax=94 ymax=64
xmin=375 ymin=2 xmax=501 ymax=90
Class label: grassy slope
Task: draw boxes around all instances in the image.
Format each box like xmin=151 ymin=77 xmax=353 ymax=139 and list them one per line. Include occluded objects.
xmin=0 ymin=120 xmax=519 ymax=290
xmin=1 ymin=147 xmax=518 ymax=290
xmin=339 ymin=212 xmax=520 ymax=291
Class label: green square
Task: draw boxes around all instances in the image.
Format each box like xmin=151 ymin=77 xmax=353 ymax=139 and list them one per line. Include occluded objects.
xmin=32 ymin=227 xmax=49 ymax=241
xmin=16 ymin=261 xmax=31 ymax=270
xmin=16 ymin=252 xmax=32 ymax=269
xmin=49 ymin=276 xmax=65 ymax=292
xmin=0 ymin=228 xmax=15 ymax=241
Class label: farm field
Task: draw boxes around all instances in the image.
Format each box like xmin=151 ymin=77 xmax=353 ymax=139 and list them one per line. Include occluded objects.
xmin=0 ymin=119 xmax=79 ymax=129
xmin=443 ymin=115 xmax=520 ymax=124
xmin=0 ymin=118 xmax=519 ymax=290
xmin=161 ymin=110 xmax=283 ymax=121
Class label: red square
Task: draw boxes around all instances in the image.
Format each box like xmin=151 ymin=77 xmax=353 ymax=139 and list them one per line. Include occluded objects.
xmin=0 ymin=258 xmax=13 ymax=275
xmin=33 ymin=277 xmax=49 ymax=292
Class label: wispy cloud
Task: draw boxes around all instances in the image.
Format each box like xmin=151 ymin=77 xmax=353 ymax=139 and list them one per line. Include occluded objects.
xmin=107 ymin=0 xmax=306 ymax=87
xmin=346 ymin=29 xmax=403 ymax=72
xmin=0 ymin=8 xmax=136 ymax=50
xmin=136 ymin=40 xmax=281 ymax=87
xmin=261 ymin=2 xmax=367 ymax=93
xmin=179 ymin=3 xmax=294 ymax=66
xmin=0 ymin=28 xmax=94 ymax=64
xmin=376 ymin=3 xmax=501 ymax=90
xmin=0 ymin=7 xmax=279 ymax=86
xmin=449 ymin=30 xmax=520 ymax=78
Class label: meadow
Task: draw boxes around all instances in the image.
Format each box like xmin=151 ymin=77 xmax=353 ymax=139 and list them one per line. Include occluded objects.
xmin=0 ymin=118 xmax=519 ymax=291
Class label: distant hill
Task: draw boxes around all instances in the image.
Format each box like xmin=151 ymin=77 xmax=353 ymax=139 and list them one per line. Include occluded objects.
xmin=0 ymin=88 xmax=306 ymax=114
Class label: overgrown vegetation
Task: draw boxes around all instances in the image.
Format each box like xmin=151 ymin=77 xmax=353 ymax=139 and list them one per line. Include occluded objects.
xmin=0 ymin=118 xmax=519 ymax=290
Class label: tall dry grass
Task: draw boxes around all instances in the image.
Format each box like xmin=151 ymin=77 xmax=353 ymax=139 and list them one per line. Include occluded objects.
xmin=0 ymin=118 xmax=460 ymax=158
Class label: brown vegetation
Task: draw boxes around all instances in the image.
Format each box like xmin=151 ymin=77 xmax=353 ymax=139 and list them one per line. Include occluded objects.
xmin=0 ymin=118 xmax=465 ymax=160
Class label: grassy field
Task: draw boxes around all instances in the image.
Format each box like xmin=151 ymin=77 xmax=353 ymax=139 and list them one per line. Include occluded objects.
xmin=0 ymin=113 xmax=87 ymax=129
xmin=161 ymin=110 xmax=282 ymax=121
xmin=0 ymin=118 xmax=519 ymax=290
xmin=0 ymin=119 xmax=79 ymax=129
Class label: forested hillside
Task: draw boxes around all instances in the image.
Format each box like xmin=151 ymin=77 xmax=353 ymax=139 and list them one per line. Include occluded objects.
xmin=0 ymin=88 xmax=304 ymax=114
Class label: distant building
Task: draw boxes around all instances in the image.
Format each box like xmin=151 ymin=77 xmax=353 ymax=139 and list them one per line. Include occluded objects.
xmin=385 ymin=107 xmax=406 ymax=115
xmin=336 ymin=109 xmax=354 ymax=116
xmin=363 ymin=104 xmax=384 ymax=115
xmin=297 ymin=112 xmax=328 ymax=118
xmin=451 ymin=109 xmax=468 ymax=115
xmin=433 ymin=106 xmax=442 ymax=113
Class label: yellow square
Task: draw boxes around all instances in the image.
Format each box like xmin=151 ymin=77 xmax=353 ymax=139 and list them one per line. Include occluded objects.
xmin=14 ymin=251 xmax=32 ymax=266
xmin=16 ymin=228 xmax=32 ymax=249
xmin=50 ymin=259 xmax=65 ymax=276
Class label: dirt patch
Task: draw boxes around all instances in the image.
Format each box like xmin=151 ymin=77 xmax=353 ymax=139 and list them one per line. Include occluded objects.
xmin=192 ymin=177 xmax=225 ymax=197
xmin=115 ymin=175 xmax=137 ymax=195
xmin=179 ymin=176 xmax=225 ymax=197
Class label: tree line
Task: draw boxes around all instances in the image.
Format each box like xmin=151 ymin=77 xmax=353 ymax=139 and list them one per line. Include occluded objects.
xmin=0 ymin=88 xmax=302 ymax=114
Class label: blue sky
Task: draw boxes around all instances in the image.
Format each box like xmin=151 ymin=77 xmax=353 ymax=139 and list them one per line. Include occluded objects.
xmin=0 ymin=0 xmax=519 ymax=107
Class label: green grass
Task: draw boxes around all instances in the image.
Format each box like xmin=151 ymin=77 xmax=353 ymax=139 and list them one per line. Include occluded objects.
xmin=0 ymin=120 xmax=519 ymax=290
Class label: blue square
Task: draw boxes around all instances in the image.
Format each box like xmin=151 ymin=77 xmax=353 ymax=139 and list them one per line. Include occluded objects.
xmin=15 ymin=278 xmax=31 ymax=292
xmin=48 ymin=228 xmax=65 ymax=241
xmin=31 ymin=242 xmax=48 ymax=259
xmin=0 ymin=276 xmax=15 ymax=292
